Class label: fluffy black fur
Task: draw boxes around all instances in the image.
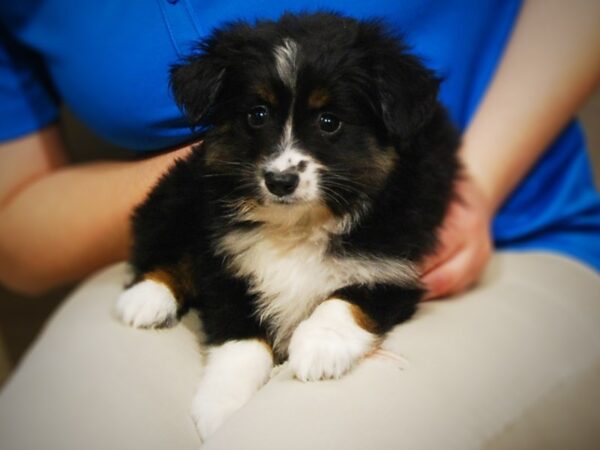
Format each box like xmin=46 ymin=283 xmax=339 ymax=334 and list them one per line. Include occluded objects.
xmin=127 ymin=12 xmax=459 ymax=354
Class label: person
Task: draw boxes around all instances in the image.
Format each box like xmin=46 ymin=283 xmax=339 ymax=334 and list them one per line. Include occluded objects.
xmin=0 ymin=1 xmax=599 ymax=449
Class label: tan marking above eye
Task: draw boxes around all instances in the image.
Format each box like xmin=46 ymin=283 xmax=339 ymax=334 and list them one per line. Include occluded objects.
xmin=308 ymin=88 xmax=330 ymax=110
xmin=254 ymin=84 xmax=277 ymax=105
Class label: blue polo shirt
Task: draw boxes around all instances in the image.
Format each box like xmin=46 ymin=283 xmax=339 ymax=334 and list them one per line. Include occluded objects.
xmin=1 ymin=0 xmax=599 ymax=270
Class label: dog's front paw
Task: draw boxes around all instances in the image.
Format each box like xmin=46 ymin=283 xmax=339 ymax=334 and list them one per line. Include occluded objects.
xmin=191 ymin=389 xmax=245 ymax=441
xmin=288 ymin=299 xmax=377 ymax=381
xmin=191 ymin=340 xmax=274 ymax=441
xmin=116 ymin=279 xmax=178 ymax=328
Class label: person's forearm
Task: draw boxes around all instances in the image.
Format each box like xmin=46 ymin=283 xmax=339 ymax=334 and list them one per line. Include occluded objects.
xmin=461 ymin=0 xmax=600 ymax=213
xmin=0 ymin=146 xmax=190 ymax=295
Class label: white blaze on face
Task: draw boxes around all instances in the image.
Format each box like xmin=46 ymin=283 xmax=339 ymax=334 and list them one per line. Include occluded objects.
xmin=262 ymin=38 xmax=322 ymax=202
xmin=272 ymin=38 xmax=300 ymax=159
xmin=274 ymin=38 xmax=299 ymax=89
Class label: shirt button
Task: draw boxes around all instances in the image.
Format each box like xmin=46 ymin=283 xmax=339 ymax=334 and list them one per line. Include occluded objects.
xmin=167 ymin=0 xmax=179 ymax=4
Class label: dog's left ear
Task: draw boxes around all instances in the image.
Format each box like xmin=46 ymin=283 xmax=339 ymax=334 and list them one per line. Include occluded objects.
xmin=367 ymin=32 xmax=441 ymax=138
xmin=170 ymin=53 xmax=226 ymax=126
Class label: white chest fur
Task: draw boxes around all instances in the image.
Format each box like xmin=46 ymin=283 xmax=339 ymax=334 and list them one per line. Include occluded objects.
xmin=216 ymin=224 xmax=415 ymax=353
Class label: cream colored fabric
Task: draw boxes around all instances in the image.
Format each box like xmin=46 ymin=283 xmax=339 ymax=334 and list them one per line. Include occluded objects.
xmin=0 ymin=337 xmax=10 ymax=387
xmin=485 ymin=361 xmax=600 ymax=450
xmin=0 ymin=252 xmax=598 ymax=450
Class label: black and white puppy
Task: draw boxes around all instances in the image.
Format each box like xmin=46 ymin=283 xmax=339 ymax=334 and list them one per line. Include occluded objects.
xmin=116 ymin=12 xmax=459 ymax=439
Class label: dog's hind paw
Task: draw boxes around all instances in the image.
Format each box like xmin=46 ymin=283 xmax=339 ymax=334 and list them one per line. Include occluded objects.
xmin=116 ymin=279 xmax=178 ymax=328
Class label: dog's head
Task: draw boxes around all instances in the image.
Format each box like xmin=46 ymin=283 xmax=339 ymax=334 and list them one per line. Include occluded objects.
xmin=171 ymin=13 xmax=442 ymax=229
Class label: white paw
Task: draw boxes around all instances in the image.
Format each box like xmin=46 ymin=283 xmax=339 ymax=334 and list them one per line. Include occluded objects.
xmin=191 ymin=388 xmax=247 ymax=441
xmin=191 ymin=340 xmax=273 ymax=441
xmin=288 ymin=299 xmax=376 ymax=381
xmin=116 ymin=279 xmax=178 ymax=328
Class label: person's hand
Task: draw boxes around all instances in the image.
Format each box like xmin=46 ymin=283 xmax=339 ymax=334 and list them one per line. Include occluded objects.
xmin=419 ymin=174 xmax=494 ymax=300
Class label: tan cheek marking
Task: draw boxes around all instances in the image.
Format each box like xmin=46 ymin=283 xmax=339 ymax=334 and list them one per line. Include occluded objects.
xmin=246 ymin=201 xmax=335 ymax=234
xmin=349 ymin=303 xmax=379 ymax=334
xmin=229 ymin=198 xmax=260 ymax=219
xmin=308 ymin=88 xmax=330 ymax=109
xmin=203 ymin=140 xmax=239 ymax=169
xmin=355 ymin=139 xmax=398 ymax=191
xmin=372 ymin=145 xmax=398 ymax=174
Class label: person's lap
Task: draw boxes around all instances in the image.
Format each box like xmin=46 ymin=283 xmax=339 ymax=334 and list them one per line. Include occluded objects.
xmin=0 ymin=252 xmax=599 ymax=450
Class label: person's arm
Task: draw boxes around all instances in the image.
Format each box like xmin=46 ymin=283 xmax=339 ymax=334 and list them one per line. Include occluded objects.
xmin=0 ymin=124 xmax=191 ymax=296
xmin=421 ymin=0 xmax=600 ymax=299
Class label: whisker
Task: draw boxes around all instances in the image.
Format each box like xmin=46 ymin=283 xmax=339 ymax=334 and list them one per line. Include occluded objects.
xmin=321 ymin=180 xmax=365 ymax=196
xmin=320 ymin=186 xmax=349 ymax=210
xmin=322 ymin=173 xmax=372 ymax=190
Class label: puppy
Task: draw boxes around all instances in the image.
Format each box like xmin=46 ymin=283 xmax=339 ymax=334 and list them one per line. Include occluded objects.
xmin=116 ymin=12 xmax=459 ymax=440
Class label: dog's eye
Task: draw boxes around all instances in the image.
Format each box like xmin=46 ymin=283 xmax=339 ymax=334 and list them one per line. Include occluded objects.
xmin=318 ymin=113 xmax=341 ymax=134
xmin=247 ymin=105 xmax=270 ymax=128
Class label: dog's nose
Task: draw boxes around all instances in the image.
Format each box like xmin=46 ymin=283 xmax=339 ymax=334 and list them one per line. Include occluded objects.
xmin=264 ymin=170 xmax=299 ymax=197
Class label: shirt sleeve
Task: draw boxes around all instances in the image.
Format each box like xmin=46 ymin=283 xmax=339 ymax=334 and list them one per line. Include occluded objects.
xmin=0 ymin=28 xmax=59 ymax=142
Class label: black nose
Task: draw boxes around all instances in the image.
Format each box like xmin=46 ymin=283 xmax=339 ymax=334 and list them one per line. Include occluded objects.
xmin=264 ymin=170 xmax=299 ymax=197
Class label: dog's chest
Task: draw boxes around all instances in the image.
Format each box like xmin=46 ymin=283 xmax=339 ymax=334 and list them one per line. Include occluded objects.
xmin=217 ymin=226 xmax=415 ymax=353
xmin=218 ymin=228 xmax=340 ymax=346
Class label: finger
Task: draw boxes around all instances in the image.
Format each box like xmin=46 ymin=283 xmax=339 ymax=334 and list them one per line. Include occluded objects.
xmin=419 ymin=222 xmax=463 ymax=274
xmin=421 ymin=244 xmax=485 ymax=301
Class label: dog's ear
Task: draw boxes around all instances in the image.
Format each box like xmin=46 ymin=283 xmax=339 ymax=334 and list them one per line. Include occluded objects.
xmin=170 ymin=51 xmax=226 ymax=126
xmin=169 ymin=21 xmax=261 ymax=126
xmin=362 ymin=26 xmax=441 ymax=138
xmin=377 ymin=51 xmax=440 ymax=138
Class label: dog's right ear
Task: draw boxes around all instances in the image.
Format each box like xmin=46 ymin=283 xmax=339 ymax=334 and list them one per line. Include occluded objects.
xmin=355 ymin=21 xmax=441 ymax=139
xmin=170 ymin=53 xmax=226 ymax=126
